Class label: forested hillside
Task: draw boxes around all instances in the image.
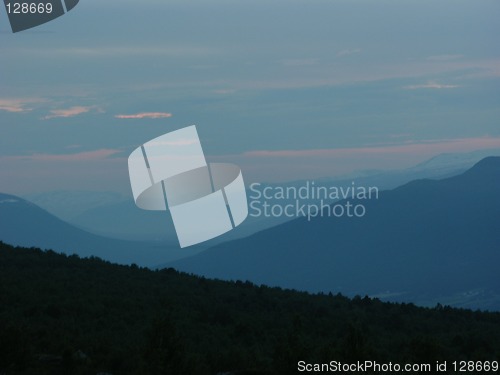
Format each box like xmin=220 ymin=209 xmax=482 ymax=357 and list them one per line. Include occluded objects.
xmin=1 ymin=242 xmax=500 ymax=374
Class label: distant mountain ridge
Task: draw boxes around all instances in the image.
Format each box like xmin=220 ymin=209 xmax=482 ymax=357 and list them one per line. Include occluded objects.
xmin=411 ymin=148 xmax=500 ymax=172
xmin=22 ymin=149 xmax=500 ymax=242
xmin=0 ymin=193 xmax=200 ymax=267
xmin=23 ymin=190 xmax=126 ymax=221
xmin=169 ymin=157 xmax=500 ymax=310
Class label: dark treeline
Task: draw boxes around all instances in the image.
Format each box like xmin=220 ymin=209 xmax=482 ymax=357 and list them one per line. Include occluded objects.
xmin=0 ymin=241 xmax=499 ymax=374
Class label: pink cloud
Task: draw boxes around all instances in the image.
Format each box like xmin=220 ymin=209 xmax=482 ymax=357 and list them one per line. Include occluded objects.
xmin=8 ymin=149 xmax=121 ymax=162
xmin=213 ymin=89 xmax=236 ymax=95
xmin=243 ymin=137 xmax=500 ymax=159
xmin=404 ymin=81 xmax=459 ymax=90
xmin=221 ymin=137 xmax=500 ymax=183
xmin=43 ymin=106 xmax=94 ymax=120
xmin=115 ymin=112 xmax=172 ymax=119
xmin=0 ymin=98 xmax=44 ymax=113
xmin=426 ymin=54 xmax=463 ymax=61
xmin=0 ymin=151 xmax=126 ymax=195
xmin=336 ymin=48 xmax=361 ymax=57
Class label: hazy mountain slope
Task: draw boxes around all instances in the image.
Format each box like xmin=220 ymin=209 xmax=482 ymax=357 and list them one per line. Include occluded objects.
xmin=33 ymin=150 xmax=500 ymax=242
xmin=70 ymin=197 xmax=293 ymax=244
xmin=169 ymin=157 xmax=500 ymax=309
xmin=69 ymin=199 xmax=179 ymax=241
xmin=0 ymin=194 xmax=199 ymax=267
xmin=23 ymin=190 xmax=126 ymax=221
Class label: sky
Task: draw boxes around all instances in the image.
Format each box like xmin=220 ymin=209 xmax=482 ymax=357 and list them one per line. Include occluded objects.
xmin=0 ymin=0 xmax=499 ymax=195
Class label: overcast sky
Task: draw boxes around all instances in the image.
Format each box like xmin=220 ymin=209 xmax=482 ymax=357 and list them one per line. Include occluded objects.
xmin=1 ymin=0 xmax=499 ymax=194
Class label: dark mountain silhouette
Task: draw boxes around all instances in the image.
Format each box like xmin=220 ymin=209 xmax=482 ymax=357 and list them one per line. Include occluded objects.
xmin=3 ymin=242 xmax=500 ymax=374
xmin=0 ymin=193 xmax=200 ymax=267
xmin=169 ymin=157 xmax=500 ymax=310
